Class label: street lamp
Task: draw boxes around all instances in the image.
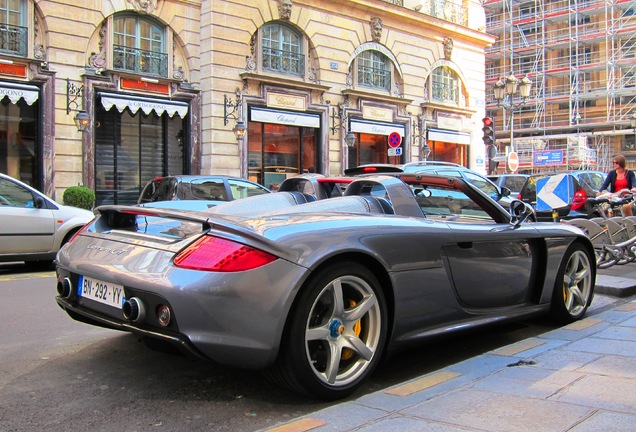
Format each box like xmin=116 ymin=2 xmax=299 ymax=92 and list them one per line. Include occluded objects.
xmin=492 ymin=74 xmax=532 ymax=153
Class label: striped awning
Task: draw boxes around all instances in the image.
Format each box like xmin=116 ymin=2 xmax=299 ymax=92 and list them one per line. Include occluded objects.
xmin=0 ymin=82 xmax=39 ymax=106
xmin=99 ymin=92 xmax=189 ymax=118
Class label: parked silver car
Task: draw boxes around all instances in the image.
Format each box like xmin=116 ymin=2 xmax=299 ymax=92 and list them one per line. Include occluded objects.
xmin=0 ymin=173 xmax=94 ymax=267
xmin=55 ymin=173 xmax=594 ymax=400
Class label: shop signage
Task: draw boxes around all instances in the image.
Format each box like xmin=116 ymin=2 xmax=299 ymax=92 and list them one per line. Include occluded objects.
xmin=267 ymin=93 xmax=306 ymax=111
xmin=363 ymin=106 xmax=393 ymax=122
xmin=0 ymin=63 xmax=27 ymax=77
xmin=350 ymin=119 xmax=405 ymax=137
xmin=437 ymin=115 xmax=462 ymax=131
xmin=120 ymin=78 xmax=169 ymax=94
xmin=251 ymin=107 xmax=320 ymax=128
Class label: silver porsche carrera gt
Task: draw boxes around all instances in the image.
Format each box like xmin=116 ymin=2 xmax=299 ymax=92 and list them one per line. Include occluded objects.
xmin=55 ymin=173 xmax=596 ymax=400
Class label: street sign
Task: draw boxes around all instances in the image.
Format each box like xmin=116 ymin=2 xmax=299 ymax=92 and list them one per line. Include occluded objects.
xmin=388 ymin=132 xmax=402 ymax=148
xmin=536 ymin=174 xmax=572 ymax=211
xmin=533 ymin=150 xmax=564 ymax=166
xmin=388 ymin=147 xmax=403 ymax=156
xmin=508 ymin=151 xmax=519 ymax=172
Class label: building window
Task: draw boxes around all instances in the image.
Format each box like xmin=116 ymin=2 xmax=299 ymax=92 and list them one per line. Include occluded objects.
xmin=113 ymin=14 xmax=167 ymax=77
xmin=0 ymin=0 xmax=26 ymax=56
xmin=357 ymin=51 xmax=391 ymax=91
xmin=624 ymin=39 xmax=636 ymax=58
xmin=261 ymin=23 xmax=304 ymax=76
xmin=431 ymin=66 xmax=459 ymax=104
xmin=623 ymin=134 xmax=636 ymax=152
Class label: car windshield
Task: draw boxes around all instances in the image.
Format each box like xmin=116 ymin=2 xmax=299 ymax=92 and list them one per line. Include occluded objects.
xmin=138 ymin=178 xmax=178 ymax=203
xmin=412 ymin=184 xmax=492 ymax=221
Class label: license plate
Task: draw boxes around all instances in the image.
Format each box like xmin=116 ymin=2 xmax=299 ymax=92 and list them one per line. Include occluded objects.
xmin=78 ymin=275 xmax=126 ymax=309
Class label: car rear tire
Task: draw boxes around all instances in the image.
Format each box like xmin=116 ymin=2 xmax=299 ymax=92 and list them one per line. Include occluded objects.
xmin=268 ymin=262 xmax=387 ymax=400
xmin=549 ymin=242 xmax=594 ymax=324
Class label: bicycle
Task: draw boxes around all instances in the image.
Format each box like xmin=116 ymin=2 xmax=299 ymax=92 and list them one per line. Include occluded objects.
xmin=562 ymin=190 xmax=636 ymax=268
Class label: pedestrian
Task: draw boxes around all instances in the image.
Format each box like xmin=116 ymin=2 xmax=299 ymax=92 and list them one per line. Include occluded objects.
xmin=598 ymin=154 xmax=636 ymax=216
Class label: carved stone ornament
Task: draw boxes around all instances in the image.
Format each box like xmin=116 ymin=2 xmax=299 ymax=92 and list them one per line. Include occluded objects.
xmin=127 ymin=0 xmax=159 ymax=14
xmin=278 ymin=0 xmax=292 ymax=21
xmin=443 ymin=37 xmax=454 ymax=60
xmin=370 ymin=17 xmax=383 ymax=42
xmin=89 ymin=23 xmax=107 ymax=69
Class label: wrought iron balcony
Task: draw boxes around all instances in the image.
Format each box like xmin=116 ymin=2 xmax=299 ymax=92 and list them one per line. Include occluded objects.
xmin=432 ymin=82 xmax=459 ymax=104
xmin=358 ymin=65 xmax=391 ymax=91
xmin=382 ymin=0 xmax=404 ymax=5
xmin=0 ymin=23 xmax=27 ymax=56
xmin=262 ymin=47 xmax=305 ymax=76
xmin=113 ymin=45 xmax=168 ymax=78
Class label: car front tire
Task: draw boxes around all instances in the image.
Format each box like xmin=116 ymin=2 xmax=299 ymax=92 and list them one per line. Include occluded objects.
xmin=550 ymin=242 xmax=594 ymax=324
xmin=269 ymin=262 xmax=387 ymax=400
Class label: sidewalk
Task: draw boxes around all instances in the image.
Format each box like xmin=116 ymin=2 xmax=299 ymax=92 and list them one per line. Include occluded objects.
xmin=261 ymin=271 xmax=636 ymax=432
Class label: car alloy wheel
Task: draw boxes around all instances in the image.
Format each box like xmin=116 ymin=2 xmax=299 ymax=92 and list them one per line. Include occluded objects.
xmin=269 ymin=262 xmax=387 ymax=400
xmin=551 ymin=243 xmax=594 ymax=323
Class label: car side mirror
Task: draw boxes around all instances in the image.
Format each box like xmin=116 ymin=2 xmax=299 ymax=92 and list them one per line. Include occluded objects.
xmin=509 ymin=199 xmax=534 ymax=227
xmin=34 ymin=196 xmax=45 ymax=209
xmin=500 ymin=186 xmax=511 ymax=197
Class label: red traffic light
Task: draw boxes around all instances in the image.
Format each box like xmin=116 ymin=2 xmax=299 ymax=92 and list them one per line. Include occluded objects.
xmin=482 ymin=117 xmax=494 ymax=127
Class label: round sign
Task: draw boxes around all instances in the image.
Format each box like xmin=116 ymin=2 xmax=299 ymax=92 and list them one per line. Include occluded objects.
xmin=388 ymin=132 xmax=402 ymax=148
xmin=508 ymin=151 xmax=519 ymax=172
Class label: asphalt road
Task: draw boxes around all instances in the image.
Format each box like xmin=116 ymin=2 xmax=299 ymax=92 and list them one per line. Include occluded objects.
xmin=0 ymin=263 xmax=621 ymax=432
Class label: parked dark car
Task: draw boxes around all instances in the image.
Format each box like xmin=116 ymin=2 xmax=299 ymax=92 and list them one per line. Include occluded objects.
xmin=518 ymin=170 xmax=606 ymax=221
xmin=138 ymin=175 xmax=270 ymax=206
xmin=488 ymin=174 xmax=530 ymax=195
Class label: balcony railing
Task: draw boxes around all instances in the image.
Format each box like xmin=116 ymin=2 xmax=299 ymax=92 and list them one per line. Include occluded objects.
xmin=262 ymin=47 xmax=305 ymax=76
xmin=381 ymin=0 xmax=403 ymax=5
xmin=432 ymin=82 xmax=459 ymax=104
xmin=113 ymin=45 xmax=168 ymax=78
xmin=358 ymin=65 xmax=391 ymax=91
xmin=0 ymin=23 xmax=27 ymax=56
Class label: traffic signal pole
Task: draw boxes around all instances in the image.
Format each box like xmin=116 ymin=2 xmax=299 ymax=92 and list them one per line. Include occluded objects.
xmin=482 ymin=117 xmax=498 ymax=174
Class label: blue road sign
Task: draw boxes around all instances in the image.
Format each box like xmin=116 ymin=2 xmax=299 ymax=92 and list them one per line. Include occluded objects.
xmin=536 ymin=174 xmax=572 ymax=211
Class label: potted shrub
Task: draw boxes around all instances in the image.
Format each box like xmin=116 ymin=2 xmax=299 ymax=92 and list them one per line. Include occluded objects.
xmin=63 ymin=185 xmax=95 ymax=210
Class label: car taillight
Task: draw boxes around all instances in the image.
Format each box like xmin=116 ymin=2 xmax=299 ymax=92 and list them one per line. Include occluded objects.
xmin=67 ymin=219 xmax=94 ymax=244
xmin=571 ymin=189 xmax=587 ymax=211
xmin=173 ymin=235 xmax=278 ymax=272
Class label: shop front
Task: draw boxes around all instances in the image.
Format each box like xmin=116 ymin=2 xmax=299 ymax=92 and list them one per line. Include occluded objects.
xmin=92 ymin=91 xmax=190 ymax=205
xmin=247 ymin=106 xmax=320 ymax=190
xmin=346 ymin=119 xmax=406 ymax=169
xmin=427 ymin=127 xmax=471 ymax=165
xmin=0 ymin=80 xmax=40 ymax=188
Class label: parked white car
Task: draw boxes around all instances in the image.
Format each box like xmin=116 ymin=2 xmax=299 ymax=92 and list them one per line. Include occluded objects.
xmin=0 ymin=173 xmax=94 ymax=267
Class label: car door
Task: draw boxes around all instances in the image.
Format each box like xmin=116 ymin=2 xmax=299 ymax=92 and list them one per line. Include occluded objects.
xmin=443 ymin=221 xmax=541 ymax=308
xmin=0 ymin=178 xmax=55 ymax=254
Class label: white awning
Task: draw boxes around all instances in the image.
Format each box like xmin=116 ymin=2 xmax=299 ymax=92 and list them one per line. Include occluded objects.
xmin=99 ymin=92 xmax=189 ymax=118
xmin=250 ymin=107 xmax=320 ymax=128
xmin=350 ymin=120 xmax=405 ymax=137
xmin=0 ymin=82 xmax=39 ymax=106
xmin=428 ymin=128 xmax=471 ymax=145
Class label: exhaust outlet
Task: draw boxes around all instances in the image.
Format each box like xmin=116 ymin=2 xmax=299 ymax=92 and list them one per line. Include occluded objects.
xmin=122 ymin=297 xmax=146 ymax=322
xmin=57 ymin=277 xmax=73 ymax=298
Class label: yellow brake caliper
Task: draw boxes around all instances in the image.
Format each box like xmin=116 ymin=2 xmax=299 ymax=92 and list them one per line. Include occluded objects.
xmin=341 ymin=300 xmax=362 ymax=360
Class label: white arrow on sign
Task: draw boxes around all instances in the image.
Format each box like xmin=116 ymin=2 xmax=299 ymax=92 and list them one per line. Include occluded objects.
xmin=536 ymin=173 xmax=571 ymax=211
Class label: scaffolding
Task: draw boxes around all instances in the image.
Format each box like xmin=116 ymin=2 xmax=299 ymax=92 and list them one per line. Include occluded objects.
xmin=484 ymin=0 xmax=636 ymax=174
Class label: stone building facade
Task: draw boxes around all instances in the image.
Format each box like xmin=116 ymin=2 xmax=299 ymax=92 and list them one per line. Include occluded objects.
xmin=0 ymin=0 xmax=492 ymax=202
